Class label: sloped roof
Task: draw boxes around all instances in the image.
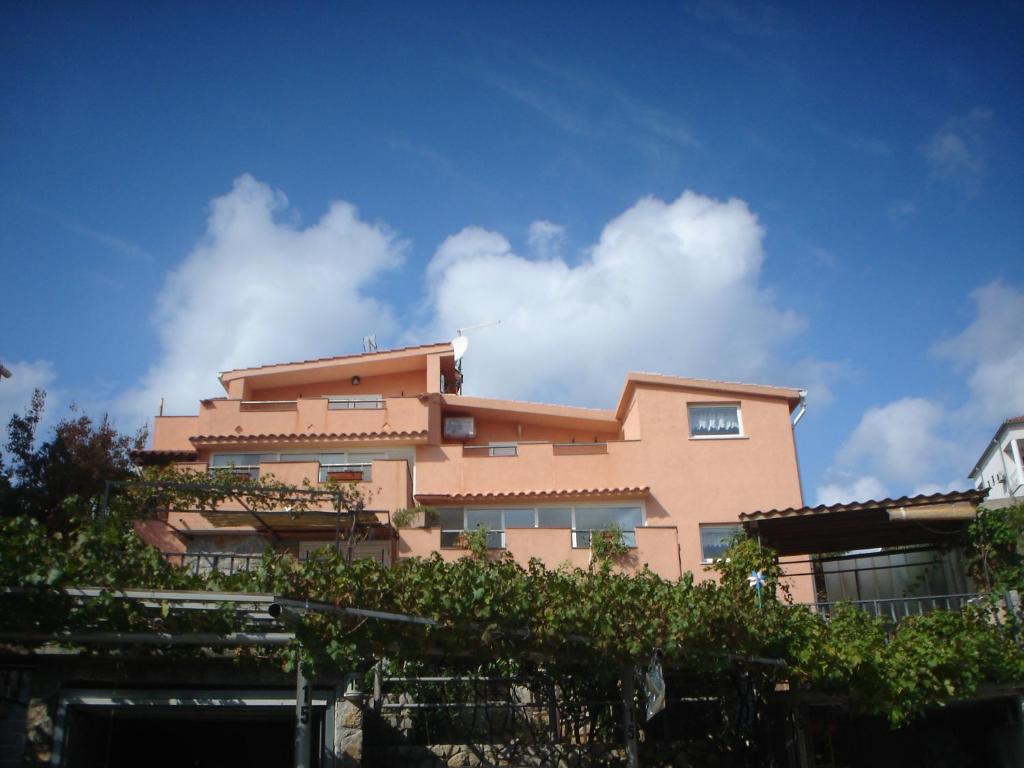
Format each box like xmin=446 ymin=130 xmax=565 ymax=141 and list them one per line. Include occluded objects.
xmin=969 ymin=415 xmax=1024 ymax=478
xmin=217 ymin=342 xmax=454 ymax=392
xmin=218 ymin=342 xmax=453 ymax=377
xmin=614 ymin=372 xmax=804 ymax=420
xmin=739 ymin=489 xmax=986 ymax=556
xmin=739 ymin=489 xmax=985 ymax=521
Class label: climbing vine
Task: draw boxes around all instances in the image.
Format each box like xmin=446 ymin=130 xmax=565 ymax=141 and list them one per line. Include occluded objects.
xmin=0 ymin=474 xmax=1021 ymax=728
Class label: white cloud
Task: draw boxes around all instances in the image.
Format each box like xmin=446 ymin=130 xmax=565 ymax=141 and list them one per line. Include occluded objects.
xmin=934 ymin=280 xmax=1024 ymax=424
xmin=115 ymin=175 xmax=404 ymax=428
xmin=816 ymin=475 xmax=888 ymax=506
xmin=527 ymin=220 xmax=566 ymax=259
xmin=834 ymin=398 xmax=958 ymax=489
xmin=924 ymin=108 xmax=991 ymax=195
xmin=813 ymin=394 xmax=966 ymax=505
xmin=0 ymin=360 xmax=58 ymax=454
xmin=818 ymin=279 xmax=1023 ymax=503
xmin=114 ymin=181 xmax=835 ymax=441
xmin=422 ymin=190 xmax=813 ymax=406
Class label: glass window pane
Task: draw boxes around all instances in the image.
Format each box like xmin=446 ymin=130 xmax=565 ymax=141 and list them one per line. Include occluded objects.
xmin=439 ymin=508 xmax=464 ymax=530
xmin=440 ymin=530 xmax=463 ymax=548
xmin=349 ymin=452 xmax=387 ymax=462
xmin=504 ymin=509 xmax=535 ymax=528
xmin=574 ymin=506 xmax=641 ymax=531
xmin=211 ymin=453 xmax=263 ymax=467
xmin=280 ymin=453 xmax=320 ymax=463
xmin=689 ymin=405 xmax=740 ymax=436
xmin=466 ymin=509 xmax=503 ymax=530
xmin=538 ymin=508 xmax=572 ymax=528
xmin=486 ymin=530 xmax=505 ymax=549
xmin=700 ymin=524 xmax=742 ymax=561
xmin=573 ymin=530 xmax=592 ymax=548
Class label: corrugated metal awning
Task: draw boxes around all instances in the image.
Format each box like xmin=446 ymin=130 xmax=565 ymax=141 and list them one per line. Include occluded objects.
xmin=739 ymin=490 xmax=987 ymax=556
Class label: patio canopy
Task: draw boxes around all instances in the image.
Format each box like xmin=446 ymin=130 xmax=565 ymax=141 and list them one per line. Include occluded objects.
xmin=738 ymin=490 xmax=988 ymax=556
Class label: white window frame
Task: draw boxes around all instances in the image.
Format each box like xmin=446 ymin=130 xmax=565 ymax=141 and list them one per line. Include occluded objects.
xmin=687 ymin=403 xmax=744 ymax=440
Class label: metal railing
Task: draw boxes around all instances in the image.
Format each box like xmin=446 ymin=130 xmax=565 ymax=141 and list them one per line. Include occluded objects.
xmin=463 ymin=445 xmax=518 ymax=457
xmin=162 ymin=552 xmax=264 ymax=576
xmin=327 ymin=395 xmax=384 ymax=410
xmin=809 ymin=593 xmax=981 ymax=622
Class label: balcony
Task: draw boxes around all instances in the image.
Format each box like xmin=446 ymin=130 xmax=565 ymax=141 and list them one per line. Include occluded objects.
xmin=808 ymin=593 xmax=982 ymax=623
xmin=191 ymin=396 xmax=430 ymax=443
xmin=397 ymin=524 xmax=681 ymax=580
xmin=419 ymin=440 xmax=642 ymax=498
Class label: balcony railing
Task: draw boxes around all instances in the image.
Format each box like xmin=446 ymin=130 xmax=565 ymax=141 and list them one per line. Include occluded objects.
xmin=327 ymin=395 xmax=384 ymax=410
xmin=808 ymin=593 xmax=981 ymax=622
xmin=162 ymin=551 xmax=263 ymax=576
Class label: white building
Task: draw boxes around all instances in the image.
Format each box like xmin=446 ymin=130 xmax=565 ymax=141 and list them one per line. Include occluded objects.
xmin=969 ymin=416 xmax=1024 ymax=501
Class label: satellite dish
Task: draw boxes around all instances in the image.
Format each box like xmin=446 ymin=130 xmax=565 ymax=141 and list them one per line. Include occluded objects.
xmin=452 ymin=335 xmax=470 ymax=362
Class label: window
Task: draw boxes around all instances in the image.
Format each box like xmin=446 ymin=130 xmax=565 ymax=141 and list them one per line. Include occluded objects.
xmin=572 ymin=507 xmax=642 ymax=548
xmin=439 ymin=508 xmax=466 ymax=548
xmin=438 ymin=505 xmax=643 ymax=550
xmin=317 ymin=451 xmax=386 ymax=483
xmin=688 ymin=404 xmax=742 ymax=438
xmin=211 ymin=451 xmax=391 ymax=482
xmin=209 ymin=453 xmax=265 ymax=479
xmin=538 ymin=507 xmax=572 ymax=528
xmin=466 ymin=509 xmax=505 ymax=548
xmin=700 ymin=524 xmax=742 ymax=562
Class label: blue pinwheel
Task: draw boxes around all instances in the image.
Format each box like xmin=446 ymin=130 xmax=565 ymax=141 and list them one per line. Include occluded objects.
xmin=748 ymin=569 xmax=766 ymax=606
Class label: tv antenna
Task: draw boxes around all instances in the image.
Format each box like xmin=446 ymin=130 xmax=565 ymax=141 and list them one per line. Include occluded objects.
xmin=452 ymin=320 xmax=500 ymax=363
xmin=363 ymin=335 xmax=378 ymax=353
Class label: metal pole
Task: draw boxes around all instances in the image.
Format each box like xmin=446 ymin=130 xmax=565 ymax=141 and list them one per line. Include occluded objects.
xmin=621 ymin=666 xmax=640 ymax=768
xmin=295 ymin=663 xmax=312 ymax=768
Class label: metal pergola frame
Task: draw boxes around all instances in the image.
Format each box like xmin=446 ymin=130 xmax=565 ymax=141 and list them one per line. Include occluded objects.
xmin=104 ymin=477 xmax=395 ymax=562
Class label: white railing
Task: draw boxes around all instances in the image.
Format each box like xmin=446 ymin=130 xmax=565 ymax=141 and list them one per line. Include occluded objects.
xmin=163 ymin=552 xmax=263 ymax=575
xmin=809 ymin=593 xmax=981 ymax=622
xmin=327 ymin=395 xmax=384 ymax=410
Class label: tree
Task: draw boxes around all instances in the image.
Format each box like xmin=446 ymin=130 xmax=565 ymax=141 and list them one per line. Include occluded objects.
xmin=1 ymin=389 xmax=146 ymax=532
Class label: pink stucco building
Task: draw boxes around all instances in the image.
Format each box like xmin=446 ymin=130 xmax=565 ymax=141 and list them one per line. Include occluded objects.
xmin=135 ymin=341 xmax=809 ymax=591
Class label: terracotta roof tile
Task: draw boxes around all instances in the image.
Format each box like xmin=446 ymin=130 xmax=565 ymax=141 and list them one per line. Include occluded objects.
xmin=190 ymin=430 xmax=428 ymax=445
xmin=415 ymin=487 xmax=650 ymax=504
xmin=131 ymin=449 xmax=199 ymax=465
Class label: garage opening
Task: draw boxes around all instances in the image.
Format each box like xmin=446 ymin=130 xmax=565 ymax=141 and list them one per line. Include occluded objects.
xmin=61 ymin=703 xmax=325 ymax=768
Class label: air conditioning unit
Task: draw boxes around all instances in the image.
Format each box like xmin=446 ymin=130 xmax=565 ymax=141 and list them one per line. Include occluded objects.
xmin=444 ymin=417 xmax=476 ymax=440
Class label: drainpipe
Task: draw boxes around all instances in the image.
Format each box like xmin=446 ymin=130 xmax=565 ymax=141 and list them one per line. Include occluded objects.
xmin=1010 ymin=438 xmax=1024 ymax=497
xmin=997 ymin=432 xmax=1012 ymax=497
xmin=791 ymin=392 xmax=808 ymax=507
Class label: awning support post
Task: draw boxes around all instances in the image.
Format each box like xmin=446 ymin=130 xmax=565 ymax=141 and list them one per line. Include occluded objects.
xmin=295 ymin=662 xmax=312 ymax=768
xmin=621 ymin=666 xmax=640 ymax=768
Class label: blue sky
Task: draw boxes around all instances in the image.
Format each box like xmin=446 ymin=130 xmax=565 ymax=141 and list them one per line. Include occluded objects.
xmin=1 ymin=1 xmax=1022 ymax=505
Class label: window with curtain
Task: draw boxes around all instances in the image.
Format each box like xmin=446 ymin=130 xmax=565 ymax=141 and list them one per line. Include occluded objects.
xmin=688 ymin=405 xmax=742 ymax=437
xmin=700 ymin=524 xmax=742 ymax=561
